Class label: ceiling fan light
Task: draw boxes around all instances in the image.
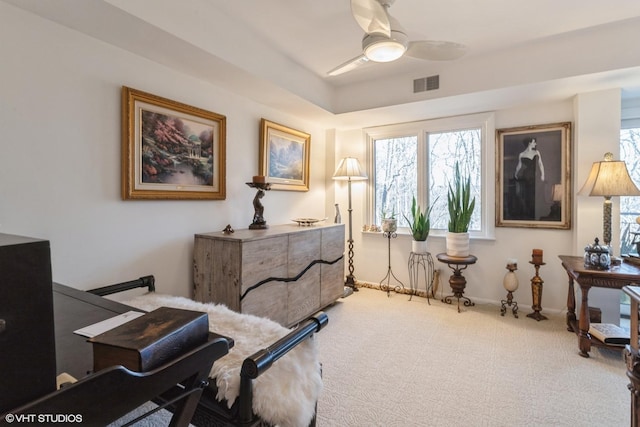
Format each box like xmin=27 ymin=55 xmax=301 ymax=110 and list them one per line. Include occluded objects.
xmin=364 ymin=40 xmax=406 ymax=62
xmin=362 ymin=28 xmax=408 ymax=62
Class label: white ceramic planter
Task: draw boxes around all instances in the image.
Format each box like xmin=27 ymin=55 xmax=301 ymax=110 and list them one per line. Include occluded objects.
xmin=382 ymin=218 xmax=397 ymax=233
xmin=411 ymin=240 xmax=428 ymax=254
xmin=446 ymin=232 xmax=470 ymax=257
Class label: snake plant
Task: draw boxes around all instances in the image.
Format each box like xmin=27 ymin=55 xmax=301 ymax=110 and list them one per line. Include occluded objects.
xmin=403 ymin=196 xmax=434 ymax=241
xmin=447 ymin=162 xmax=476 ymax=233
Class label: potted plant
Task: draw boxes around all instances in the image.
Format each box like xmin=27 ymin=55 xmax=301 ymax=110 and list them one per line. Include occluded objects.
xmin=446 ymin=162 xmax=476 ymax=257
xmin=403 ymin=196 xmax=435 ymax=253
xmin=381 ymin=209 xmax=397 ymax=233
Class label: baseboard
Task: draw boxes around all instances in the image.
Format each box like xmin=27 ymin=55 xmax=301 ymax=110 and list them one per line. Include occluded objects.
xmin=353 ymin=279 xmax=565 ymax=315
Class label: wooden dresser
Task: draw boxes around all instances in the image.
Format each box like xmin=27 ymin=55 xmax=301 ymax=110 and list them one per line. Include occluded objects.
xmin=193 ymin=223 xmax=345 ymax=326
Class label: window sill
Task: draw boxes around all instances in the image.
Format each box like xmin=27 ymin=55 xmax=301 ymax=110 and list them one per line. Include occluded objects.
xmin=361 ymin=230 xmax=496 ymax=241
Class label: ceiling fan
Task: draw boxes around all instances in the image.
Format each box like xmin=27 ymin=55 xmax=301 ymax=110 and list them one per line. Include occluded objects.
xmin=328 ymin=0 xmax=467 ymax=76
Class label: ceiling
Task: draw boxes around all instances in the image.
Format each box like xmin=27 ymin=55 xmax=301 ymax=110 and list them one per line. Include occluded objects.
xmin=5 ymin=0 xmax=640 ymax=128
xmin=212 ymin=1 xmax=640 ymax=85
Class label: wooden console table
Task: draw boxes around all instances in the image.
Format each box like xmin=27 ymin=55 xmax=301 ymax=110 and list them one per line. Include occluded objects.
xmin=559 ymin=255 xmax=640 ymax=358
xmin=193 ymin=223 xmax=344 ymax=327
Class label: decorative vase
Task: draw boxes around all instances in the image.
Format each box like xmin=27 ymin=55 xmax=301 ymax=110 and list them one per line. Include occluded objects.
xmin=411 ymin=240 xmax=428 ymax=254
xmin=382 ymin=218 xmax=397 ymax=233
xmin=501 ymin=261 xmax=519 ymax=318
xmin=446 ymin=232 xmax=469 ymax=257
xmin=503 ymin=262 xmax=519 ymax=292
xmin=334 ymin=203 xmax=341 ymax=224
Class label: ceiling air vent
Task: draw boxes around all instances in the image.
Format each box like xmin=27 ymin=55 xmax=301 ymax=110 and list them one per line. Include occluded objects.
xmin=413 ymin=75 xmax=439 ymax=93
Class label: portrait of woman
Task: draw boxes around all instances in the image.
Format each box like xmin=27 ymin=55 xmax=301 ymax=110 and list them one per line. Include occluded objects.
xmin=497 ymin=122 xmax=571 ymax=229
xmin=513 ymin=137 xmax=545 ymax=220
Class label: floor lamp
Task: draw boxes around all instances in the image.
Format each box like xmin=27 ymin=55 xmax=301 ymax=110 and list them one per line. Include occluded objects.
xmin=333 ymin=157 xmax=368 ymax=292
xmin=578 ymin=152 xmax=640 ymax=250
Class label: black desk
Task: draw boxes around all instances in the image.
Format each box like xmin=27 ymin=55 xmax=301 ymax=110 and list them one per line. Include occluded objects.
xmin=2 ymin=283 xmax=233 ymax=426
xmin=53 ymin=283 xmax=135 ymax=378
xmin=52 ymin=283 xmax=232 ymax=378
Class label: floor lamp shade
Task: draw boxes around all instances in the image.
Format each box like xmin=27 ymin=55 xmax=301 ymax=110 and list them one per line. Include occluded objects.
xmin=578 ymin=152 xmax=640 ymax=246
xmin=333 ymin=157 xmax=367 ymax=291
xmin=332 ymin=157 xmax=368 ymax=181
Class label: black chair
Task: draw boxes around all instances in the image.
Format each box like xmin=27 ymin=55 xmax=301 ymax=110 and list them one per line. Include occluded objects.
xmin=89 ymin=275 xmax=329 ymax=427
xmin=1 ymin=333 xmax=230 ymax=427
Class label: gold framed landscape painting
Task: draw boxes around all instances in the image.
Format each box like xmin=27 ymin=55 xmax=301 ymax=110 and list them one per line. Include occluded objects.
xmin=121 ymin=87 xmax=226 ymax=200
xmin=259 ymin=118 xmax=310 ymax=191
xmin=496 ymin=122 xmax=571 ymax=229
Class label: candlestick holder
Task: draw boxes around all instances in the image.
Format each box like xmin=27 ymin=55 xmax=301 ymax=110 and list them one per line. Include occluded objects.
xmin=527 ymin=261 xmax=548 ymax=321
xmin=246 ymin=182 xmax=271 ymax=229
xmin=501 ymin=262 xmax=519 ymax=318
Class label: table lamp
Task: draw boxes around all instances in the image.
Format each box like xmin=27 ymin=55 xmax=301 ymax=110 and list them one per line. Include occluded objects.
xmin=333 ymin=157 xmax=368 ymax=291
xmin=578 ymin=152 xmax=640 ymax=248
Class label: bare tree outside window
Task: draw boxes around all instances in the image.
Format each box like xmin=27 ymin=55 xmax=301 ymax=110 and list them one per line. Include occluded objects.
xmin=620 ymin=128 xmax=640 ymax=254
xmin=429 ymin=129 xmax=482 ymax=231
xmin=374 ymin=136 xmax=417 ymax=227
xmin=367 ymin=112 xmax=492 ymax=237
xmin=372 ymin=129 xmax=482 ymax=231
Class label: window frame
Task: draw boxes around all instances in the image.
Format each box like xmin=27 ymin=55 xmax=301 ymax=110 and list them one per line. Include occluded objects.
xmin=364 ymin=112 xmax=496 ymax=240
xmin=620 ymin=97 xmax=640 ymax=254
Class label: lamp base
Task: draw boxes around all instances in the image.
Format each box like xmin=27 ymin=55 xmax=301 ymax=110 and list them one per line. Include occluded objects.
xmin=345 ymin=274 xmax=359 ymax=292
xmin=342 ymin=286 xmax=354 ymax=298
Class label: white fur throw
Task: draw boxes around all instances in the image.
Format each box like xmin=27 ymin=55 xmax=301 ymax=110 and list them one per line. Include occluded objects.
xmin=124 ymin=294 xmax=322 ymax=427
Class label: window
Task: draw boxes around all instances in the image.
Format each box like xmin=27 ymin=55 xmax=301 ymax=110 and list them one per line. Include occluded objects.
xmin=365 ymin=112 xmax=495 ymax=238
xmin=620 ymin=127 xmax=640 ymax=254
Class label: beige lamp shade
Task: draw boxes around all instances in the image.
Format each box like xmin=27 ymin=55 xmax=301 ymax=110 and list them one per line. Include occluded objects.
xmin=578 ymin=153 xmax=640 ymax=197
xmin=332 ymin=157 xmax=368 ymax=181
xmin=578 ymin=152 xmax=640 ymax=248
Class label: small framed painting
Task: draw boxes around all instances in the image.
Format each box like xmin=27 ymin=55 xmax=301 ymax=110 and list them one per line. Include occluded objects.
xmin=121 ymin=86 xmax=226 ymax=200
xmin=259 ymin=118 xmax=310 ymax=191
xmin=496 ymin=122 xmax=571 ymax=229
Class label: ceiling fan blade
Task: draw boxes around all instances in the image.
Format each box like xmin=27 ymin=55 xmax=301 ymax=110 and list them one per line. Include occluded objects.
xmin=327 ymin=54 xmax=370 ymax=76
xmin=350 ymin=0 xmax=390 ymax=37
xmin=405 ymin=40 xmax=467 ymax=61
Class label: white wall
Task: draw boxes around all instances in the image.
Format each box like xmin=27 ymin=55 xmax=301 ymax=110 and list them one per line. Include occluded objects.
xmin=573 ymin=89 xmax=623 ymax=322
xmin=1 ymin=3 xmax=630 ymax=315
xmin=0 ymin=3 xmax=328 ymax=295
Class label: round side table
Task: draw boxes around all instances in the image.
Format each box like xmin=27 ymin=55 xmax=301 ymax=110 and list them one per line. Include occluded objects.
xmin=436 ymin=253 xmax=477 ymax=313
xmin=408 ymin=252 xmax=434 ymax=304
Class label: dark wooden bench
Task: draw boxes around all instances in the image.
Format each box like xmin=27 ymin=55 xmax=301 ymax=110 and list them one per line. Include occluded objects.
xmin=89 ymin=275 xmax=329 ymax=427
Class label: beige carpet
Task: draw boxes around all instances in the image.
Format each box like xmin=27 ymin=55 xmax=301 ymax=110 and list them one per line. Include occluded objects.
xmin=109 ymin=287 xmax=629 ymax=426
xmin=315 ymin=287 xmax=629 ymax=427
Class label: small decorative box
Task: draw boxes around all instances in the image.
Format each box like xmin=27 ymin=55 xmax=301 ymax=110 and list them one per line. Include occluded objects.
xmin=584 ymin=237 xmax=611 ymax=270
xmin=89 ymin=307 xmax=209 ymax=372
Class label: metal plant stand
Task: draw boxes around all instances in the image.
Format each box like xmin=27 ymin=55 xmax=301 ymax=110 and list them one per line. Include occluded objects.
xmin=408 ymin=252 xmax=434 ymax=304
xmin=379 ymin=231 xmax=405 ymax=296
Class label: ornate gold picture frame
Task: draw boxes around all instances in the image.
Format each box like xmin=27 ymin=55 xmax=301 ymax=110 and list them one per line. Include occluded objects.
xmin=121 ymin=87 xmax=226 ymax=200
xmin=496 ymin=122 xmax=571 ymax=229
xmin=259 ymin=118 xmax=310 ymax=191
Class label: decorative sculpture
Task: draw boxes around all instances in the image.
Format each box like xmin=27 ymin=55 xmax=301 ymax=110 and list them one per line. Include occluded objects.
xmin=501 ymin=260 xmax=519 ymax=318
xmin=247 ymin=176 xmax=271 ymax=229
